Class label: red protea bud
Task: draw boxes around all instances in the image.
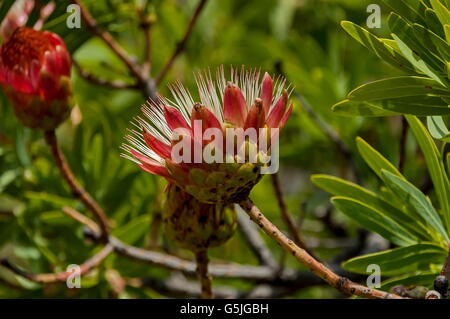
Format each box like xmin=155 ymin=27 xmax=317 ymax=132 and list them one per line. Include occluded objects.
xmin=0 ymin=27 xmax=73 ymax=130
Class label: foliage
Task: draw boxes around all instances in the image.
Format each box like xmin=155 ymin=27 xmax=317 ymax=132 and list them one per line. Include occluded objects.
xmin=316 ymin=0 xmax=450 ymax=290
xmin=0 ymin=0 xmax=449 ymax=298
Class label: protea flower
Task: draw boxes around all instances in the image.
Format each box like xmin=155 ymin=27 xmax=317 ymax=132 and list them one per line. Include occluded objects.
xmin=0 ymin=27 xmax=72 ymax=130
xmin=123 ymin=67 xmax=293 ymax=204
xmin=163 ymin=184 xmax=237 ymax=251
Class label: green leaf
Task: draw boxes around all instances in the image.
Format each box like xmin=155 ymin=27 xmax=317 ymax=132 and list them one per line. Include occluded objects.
xmin=425 ymin=8 xmax=447 ymax=39
xmin=335 ymin=96 xmax=450 ymax=117
xmin=445 ymin=24 xmax=450 ymax=44
xmin=427 ymin=116 xmax=450 ymax=142
xmin=389 ymin=13 xmax=446 ymax=71
xmin=381 ymin=170 xmax=449 ymax=242
xmin=332 ymin=100 xmax=399 ymax=117
xmin=375 ymin=95 xmax=450 ymax=115
xmin=331 ymin=196 xmax=416 ymax=246
xmin=447 ymin=152 xmax=450 ymax=176
xmin=382 ymin=0 xmax=427 ymax=23
xmin=343 ymin=243 xmax=447 ymax=275
xmin=381 ymin=272 xmax=439 ymax=291
xmin=356 ymin=137 xmax=403 ymax=179
xmin=112 ymin=215 xmax=151 ymax=245
xmin=392 ymin=34 xmax=445 ymax=86
xmin=311 ymin=174 xmax=427 ymax=238
xmin=348 ymin=76 xmax=450 ymax=101
xmin=430 ymin=0 xmax=450 ymax=26
xmin=406 ymin=115 xmax=450 ymax=231
xmin=412 ymin=23 xmax=450 ymax=62
xmin=332 ymin=100 xmax=400 ymax=117
xmin=341 ymin=21 xmax=414 ymax=73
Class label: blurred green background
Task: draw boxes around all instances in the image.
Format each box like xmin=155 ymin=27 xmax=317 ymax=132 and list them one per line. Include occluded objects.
xmin=0 ymin=0 xmax=424 ymax=298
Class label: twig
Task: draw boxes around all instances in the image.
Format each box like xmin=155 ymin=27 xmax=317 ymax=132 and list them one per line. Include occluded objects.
xmin=62 ymin=206 xmax=100 ymax=234
xmin=72 ymin=0 xmax=143 ymax=81
xmin=270 ymin=173 xmax=317 ymax=259
xmin=128 ymin=274 xmax=239 ymax=299
xmin=73 ymin=60 xmax=138 ymax=90
xmin=195 ymin=249 xmax=213 ymax=299
xmin=239 ymin=198 xmax=404 ymax=299
xmin=129 ymin=274 xmax=314 ymax=299
xmin=44 ymin=130 xmax=110 ymax=238
xmin=0 ymin=244 xmax=113 ymax=284
xmin=155 ymin=0 xmax=208 ymax=84
xmin=399 ymin=116 xmax=408 ymax=173
xmin=138 ymin=7 xmax=155 ymax=76
xmin=71 ymin=0 xmax=157 ymax=100
xmin=74 ymin=210 xmax=364 ymax=287
xmin=236 ymin=207 xmax=278 ymax=269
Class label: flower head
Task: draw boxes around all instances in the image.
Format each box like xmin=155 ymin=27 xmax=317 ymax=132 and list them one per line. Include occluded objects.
xmin=123 ymin=67 xmax=293 ymax=204
xmin=0 ymin=27 xmax=72 ymax=130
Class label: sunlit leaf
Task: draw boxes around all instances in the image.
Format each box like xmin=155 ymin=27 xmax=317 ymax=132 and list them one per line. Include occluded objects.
xmin=343 ymin=243 xmax=447 ymax=275
xmin=331 ymin=196 xmax=416 ymax=246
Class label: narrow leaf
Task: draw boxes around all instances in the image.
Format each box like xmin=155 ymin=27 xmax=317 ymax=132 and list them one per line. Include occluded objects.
xmin=332 ymin=196 xmax=416 ymax=246
xmin=343 ymin=243 xmax=447 ymax=275
xmin=381 ymin=170 xmax=449 ymax=242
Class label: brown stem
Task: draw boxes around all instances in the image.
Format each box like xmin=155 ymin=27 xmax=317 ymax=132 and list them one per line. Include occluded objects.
xmin=139 ymin=10 xmax=154 ymax=76
xmin=155 ymin=0 xmax=208 ymax=84
xmin=71 ymin=0 xmax=157 ymax=100
xmin=271 ymin=173 xmax=318 ymax=259
xmin=0 ymin=244 xmax=113 ymax=284
xmin=72 ymin=0 xmax=144 ymax=81
xmin=195 ymin=249 xmax=213 ymax=299
xmin=239 ymin=198 xmax=404 ymax=299
xmin=67 ymin=208 xmax=363 ymax=289
xmin=62 ymin=206 xmax=100 ymax=234
xmin=44 ymin=130 xmax=110 ymax=238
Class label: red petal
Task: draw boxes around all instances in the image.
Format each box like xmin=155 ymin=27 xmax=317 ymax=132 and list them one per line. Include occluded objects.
xmin=11 ymin=66 xmax=33 ymax=93
xmin=224 ymin=83 xmax=247 ymax=127
xmin=142 ymin=130 xmax=171 ymax=159
xmin=131 ymin=149 xmax=161 ymax=166
xmin=45 ymin=31 xmax=65 ymax=47
xmin=244 ymin=98 xmax=265 ymax=130
xmin=266 ymin=90 xmax=288 ymax=128
xmin=55 ymin=45 xmax=71 ymax=76
xmin=278 ymin=103 xmax=293 ymax=129
xmin=261 ymin=72 xmax=273 ymax=115
xmin=164 ymin=105 xmax=191 ymax=132
xmin=130 ymin=149 xmax=171 ymax=179
xmin=138 ymin=163 xmax=171 ymax=179
xmin=42 ymin=50 xmax=60 ymax=78
xmin=191 ymin=103 xmax=222 ymax=131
